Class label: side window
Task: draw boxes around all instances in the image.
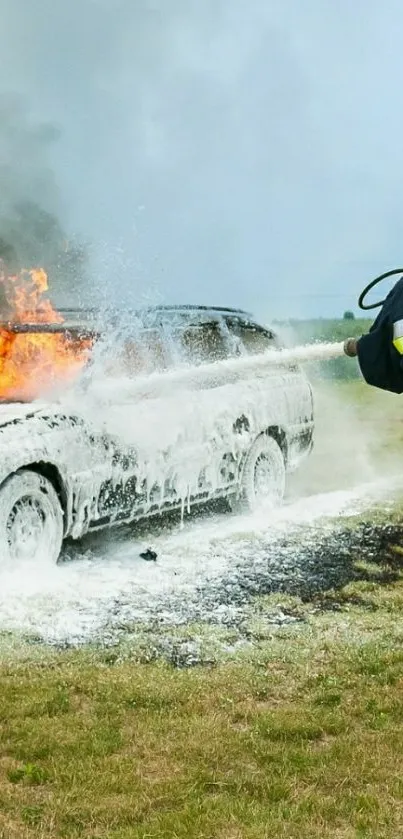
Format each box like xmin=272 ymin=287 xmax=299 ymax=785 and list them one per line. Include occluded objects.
xmin=179 ymin=322 xmax=230 ymax=364
xmin=226 ymin=322 xmax=278 ymax=356
xmin=119 ymin=329 xmax=170 ymax=376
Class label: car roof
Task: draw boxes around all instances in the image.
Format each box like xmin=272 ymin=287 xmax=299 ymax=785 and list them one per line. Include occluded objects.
xmin=0 ymin=304 xmax=272 ymax=336
xmin=57 ymin=304 xmax=255 ymax=323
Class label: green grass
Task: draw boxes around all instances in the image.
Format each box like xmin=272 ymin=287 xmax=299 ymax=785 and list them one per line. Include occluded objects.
xmin=2 ymin=605 xmax=403 ymax=838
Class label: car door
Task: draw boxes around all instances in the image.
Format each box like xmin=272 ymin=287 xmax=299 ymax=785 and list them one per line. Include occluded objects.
xmin=88 ymin=317 xmax=234 ymax=521
xmin=180 ymin=318 xmax=288 ymax=490
xmin=89 ymin=325 xmax=177 ymax=523
xmin=163 ymin=317 xmax=259 ymax=496
xmin=155 ymin=318 xmax=235 ymax=503
xmin=95 ymin=316 xmax=237 ymax=513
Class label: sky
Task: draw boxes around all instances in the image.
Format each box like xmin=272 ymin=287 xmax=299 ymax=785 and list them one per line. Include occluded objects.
xmin=1 ymin=0 xmax=403 ymax=318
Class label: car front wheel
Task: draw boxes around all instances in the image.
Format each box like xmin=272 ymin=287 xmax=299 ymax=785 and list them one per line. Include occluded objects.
xmin=237 ymin=434 xmax=286 ymax=512
xmin=0 ymin=470 xmax=64 ymax=565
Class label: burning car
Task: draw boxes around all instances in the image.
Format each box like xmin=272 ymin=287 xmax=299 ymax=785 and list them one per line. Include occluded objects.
xmin=0 ymin=270 xmax=314 ymax=564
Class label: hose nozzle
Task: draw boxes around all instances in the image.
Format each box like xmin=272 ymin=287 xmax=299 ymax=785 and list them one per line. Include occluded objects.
xmin=344 ymin=337 xmax=358 ymax=357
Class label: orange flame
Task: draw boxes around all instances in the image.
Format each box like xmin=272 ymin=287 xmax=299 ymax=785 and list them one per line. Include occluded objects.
xmin=0 ymin=267 xmax=93 ymax=402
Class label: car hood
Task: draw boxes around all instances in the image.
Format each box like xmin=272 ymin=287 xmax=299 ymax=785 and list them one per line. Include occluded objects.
xmin=0 ymin=401 xmax=51 ymax=427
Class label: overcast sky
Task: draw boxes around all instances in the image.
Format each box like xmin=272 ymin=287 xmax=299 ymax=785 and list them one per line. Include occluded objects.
xmin=1 ymin=0 xmax=403 ymax=318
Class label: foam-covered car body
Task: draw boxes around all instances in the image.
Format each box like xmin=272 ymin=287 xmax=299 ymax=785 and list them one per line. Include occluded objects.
xmin=0 ymin=306 xmax=314 ymax=562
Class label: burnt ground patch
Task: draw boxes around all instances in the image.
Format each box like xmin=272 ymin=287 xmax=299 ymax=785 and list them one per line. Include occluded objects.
xmin=188 ymin=522 xmax=403 ymax=621
xmin=90 ymin=518 xmax=403 ymax=666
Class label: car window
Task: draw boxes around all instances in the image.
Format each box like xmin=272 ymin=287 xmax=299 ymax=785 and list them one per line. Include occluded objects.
xmin=178 ymin=322 xmax=230 ymax=364
xmin=107 ymin=329 xmax=170 ymax=377
xmin=227 ymin=323 xmax=279 ymax=356
xmin=100 ymin=315 xmax=280 ymax=376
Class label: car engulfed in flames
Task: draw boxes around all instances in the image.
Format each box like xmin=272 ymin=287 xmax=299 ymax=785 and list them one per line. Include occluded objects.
xmin=0 ymin=268 xmax=315 ymax=565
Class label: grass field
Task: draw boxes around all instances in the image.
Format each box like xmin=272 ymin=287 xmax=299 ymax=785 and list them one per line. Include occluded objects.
xmin=2 ymin=326 xmax=403 ymax=839
xmin=3 ymin=568 xmax=403 ymax=838
xmin=2 ymin=621 xmax=403 ymax=839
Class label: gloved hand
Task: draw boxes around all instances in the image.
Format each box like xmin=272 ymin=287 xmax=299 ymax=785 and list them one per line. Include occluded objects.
xmin=344 ymin=337 xmax=358 ymax=357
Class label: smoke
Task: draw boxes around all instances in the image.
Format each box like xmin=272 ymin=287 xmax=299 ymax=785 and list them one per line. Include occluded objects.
xmin=1 ymin=0 xmax=403 ymax=314
xmin=0 ymin=97 xmax=59 ymax=219
xmin=0 ymin=95 xmax=88 ymax=301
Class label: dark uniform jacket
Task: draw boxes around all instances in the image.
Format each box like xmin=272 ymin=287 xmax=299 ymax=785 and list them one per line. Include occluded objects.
xmin=357 ymin=277 xmax=403 ymax=394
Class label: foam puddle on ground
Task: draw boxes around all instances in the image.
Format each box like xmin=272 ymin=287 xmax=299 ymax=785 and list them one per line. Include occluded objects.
xmin=0 ymin=476 xmax=399 ymax=647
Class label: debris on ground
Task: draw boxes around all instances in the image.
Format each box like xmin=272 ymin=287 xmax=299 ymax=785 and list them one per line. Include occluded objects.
xmin=140 ymin=548 xmax=158 ymax=562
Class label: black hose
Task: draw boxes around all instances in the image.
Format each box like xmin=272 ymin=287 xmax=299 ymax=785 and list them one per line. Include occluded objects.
xmin=358 ymin=268 xmax=403 ymax=310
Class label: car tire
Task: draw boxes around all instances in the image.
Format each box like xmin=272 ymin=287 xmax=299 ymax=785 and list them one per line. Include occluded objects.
xmin=236 ymin=433 xmax=286 ymax=512
xmin=0 ymin=470 xmax=64 ymax=565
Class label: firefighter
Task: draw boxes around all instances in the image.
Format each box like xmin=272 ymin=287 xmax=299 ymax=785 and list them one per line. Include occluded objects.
xmin=344 ymin=275 xmax=403 ymax=394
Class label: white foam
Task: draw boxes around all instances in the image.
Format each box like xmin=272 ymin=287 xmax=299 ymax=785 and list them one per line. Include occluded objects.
xmin=82 ymin=341 xmax=344 ymax=404
xmin=0 ymin=477 xmax=397 ymax=646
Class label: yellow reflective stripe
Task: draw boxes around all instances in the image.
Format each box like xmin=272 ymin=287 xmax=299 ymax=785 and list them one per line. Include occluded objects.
xmin=392 ymin=321 xmax=403 ymax=353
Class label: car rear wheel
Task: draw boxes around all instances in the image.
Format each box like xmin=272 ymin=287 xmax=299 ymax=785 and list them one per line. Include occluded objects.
xmin=237 ymin=434 xmax=286 ymax=512
xmin=0 ymin=470 xmax=64 ymax=565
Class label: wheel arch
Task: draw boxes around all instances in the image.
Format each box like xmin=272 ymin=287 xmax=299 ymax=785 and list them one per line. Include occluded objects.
xmin=264 ymin=425 xmax=288 ymax=463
